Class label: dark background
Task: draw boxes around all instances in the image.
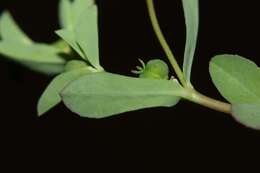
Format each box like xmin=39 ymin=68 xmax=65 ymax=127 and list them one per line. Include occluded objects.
xmin=1 ymin=0 xmax=260 ymax=171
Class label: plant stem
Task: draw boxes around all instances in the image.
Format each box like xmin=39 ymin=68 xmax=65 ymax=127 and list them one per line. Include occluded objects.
xmin=180 ymin=88 xmax=232 ymax=114
xmin=146 ymin=0 xmax=187 ymax=88
xmin=146 ymin=0 xmax=232 ymax=114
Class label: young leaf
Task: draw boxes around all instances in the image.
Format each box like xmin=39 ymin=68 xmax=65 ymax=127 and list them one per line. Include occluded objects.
xmin=56 ymin=29 xmax=85 ymax=58
xmin=61 ymin=72 xmax=183 ymax=118
xmin=0 ymin=11 xmax=32 ymax=44
xmin=182 ymin=0 xmax=199 ymax=84
xmin=37 ymin=67 xmax=93 ymax=116
xmin=232 ymin=103 xmax=260 ymax=130
xmin=75 ymin=5 xmax=102 ymax=70
xmin=0 ymin=41 xmax=65 ymax=75
xmin=209 ymin=54 xmax=260 ymax=104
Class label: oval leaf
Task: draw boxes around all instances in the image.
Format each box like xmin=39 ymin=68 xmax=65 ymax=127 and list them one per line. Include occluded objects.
xmin=232 ymin=103 xmax=260 ymax=130
xmin=37 ymin=67 xmax=93 ymax=116
xmin=182 ymin=0 xmax=199 ymax=84
xmin=209 ymin=54 xmax=260 ymax=104
xmin=61 ymin=72 xmax=183 ymax=118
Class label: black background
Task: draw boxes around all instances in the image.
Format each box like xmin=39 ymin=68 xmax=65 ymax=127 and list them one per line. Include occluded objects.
xmin=1 ymin=0 xmax=260 ymax=171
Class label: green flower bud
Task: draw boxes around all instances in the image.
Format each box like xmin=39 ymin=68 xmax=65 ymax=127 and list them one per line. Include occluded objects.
xmin=132 ymin=59 xmax=169 ymax=80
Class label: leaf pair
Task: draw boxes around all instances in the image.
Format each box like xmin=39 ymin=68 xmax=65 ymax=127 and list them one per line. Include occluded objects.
xmin=56 ymin=0 xmax=102 ymax=70
xmin=0 ymin=12 xmax=66 ymax=75
xmin=39 ymin=0 xmax=187 ymax=118
xmin=38 ymin=0 xmax=103 ymax=116
xmin=41 ymin=0 xmax=184 ymax=117
xmin=210 ymin=55 xmax=260 ymax=129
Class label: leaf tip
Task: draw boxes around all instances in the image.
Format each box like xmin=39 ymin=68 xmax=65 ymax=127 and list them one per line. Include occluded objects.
xmin=37 ymin=101 xmax=47 ymax=117
xmin=231 ymin=104 xmax=260 ymax=130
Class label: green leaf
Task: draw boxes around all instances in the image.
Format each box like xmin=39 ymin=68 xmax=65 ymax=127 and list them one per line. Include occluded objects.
xmin=75 ymin=5 xmax=102 ymax=70
xmin=210 ymin=55 xmax=260 ymax=129
xmin=209 ymin=54 xmax=260 ymax=104
xmin=37 ymin=67 xmax=93 ymax=116
xmin=61 ymin=72 xmax=183 ymax=118
xmin=59 ymin=0 xmax=73 ymax=29
xmin=182 ymin=0 xmax=199 ymax=84
xmin=72 ymin=0 xmax=94 ymax=23
xmin=0 ymin=11 xmax=32 ymax=44
xmin=24 ymin=63 xmax=65 ymax=75
xmin=57 ymin=1 xmax=102 ymax=70
xmin=58 ymin=0 xmax=94 ymax=30
xmin=232 ymin=103 xmax=260 ymax=130
xmin=0 ymin=41 xmax=65 ymax=75
xmin=55 ymin=29 xmax=84 ymax=58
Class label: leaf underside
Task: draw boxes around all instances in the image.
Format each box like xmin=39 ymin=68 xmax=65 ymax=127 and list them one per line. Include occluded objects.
xmin=61 ymin=72 xmax=183 ymax=118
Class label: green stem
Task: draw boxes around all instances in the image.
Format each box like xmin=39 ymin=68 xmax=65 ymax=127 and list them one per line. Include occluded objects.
xmin=180 ymin=88 xmax=232 ymax=114
xmin=146 ymin=0 xmax=232 ymax=114
xmin=146 ymin=0 xmax=187 ymax=88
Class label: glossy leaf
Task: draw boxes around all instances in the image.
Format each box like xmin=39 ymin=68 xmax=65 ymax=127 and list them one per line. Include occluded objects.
xmin=0 ymin=41 xmax=65 ymax=74
xmin=232 ymin=103 xmax=260 ymax=130
xmin=209 ymin=54 xmax=260 ymax=104
xmin=37 ymin=67 xmax=93 ymax=116
xmin=75 ymin=5 xmax=102 ymax=70
xmin=0 ymin=11 xmax=32 ymax=44
xmin=182 ymin=0 xmax=199 ymax=84
xmin=61 ymin=72 xmax=183 ymax=118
